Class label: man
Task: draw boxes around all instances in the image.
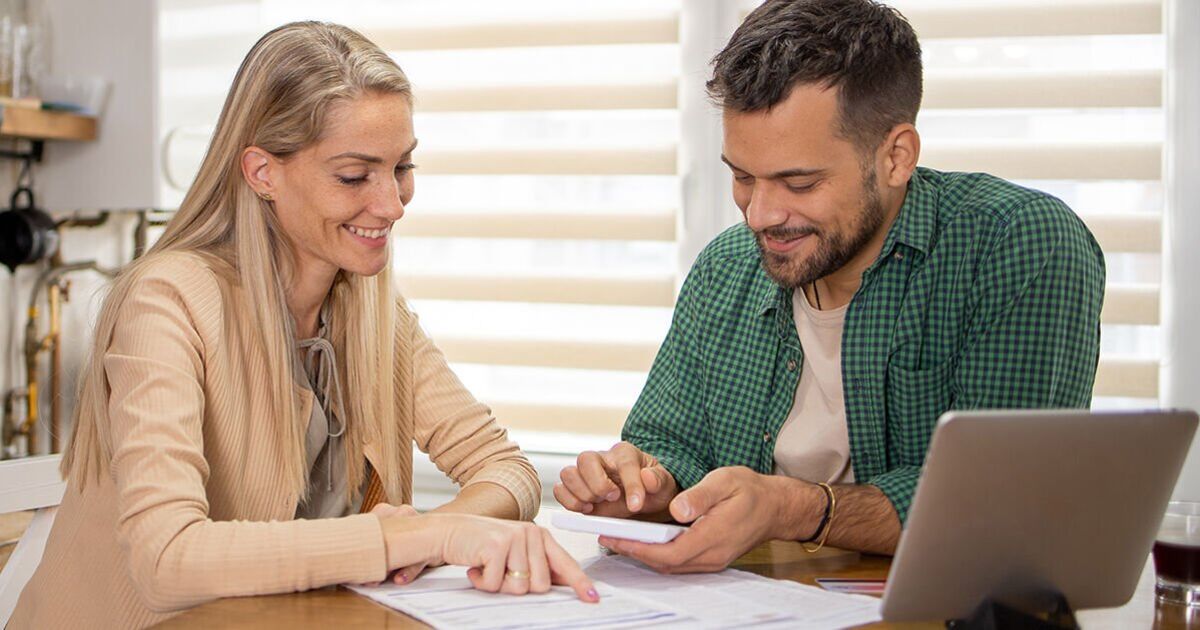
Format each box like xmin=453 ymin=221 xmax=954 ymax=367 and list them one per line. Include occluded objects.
xmin=554 ymin=0 xmax=1105 ymax=573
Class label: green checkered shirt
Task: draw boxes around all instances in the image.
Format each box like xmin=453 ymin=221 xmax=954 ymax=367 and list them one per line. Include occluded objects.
xmin=623 ymin=167 xmax=1105 ymax=524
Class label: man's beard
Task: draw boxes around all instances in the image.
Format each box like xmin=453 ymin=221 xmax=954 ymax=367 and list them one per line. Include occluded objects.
xmin=754 ymin=170 xmax=887 ymax=290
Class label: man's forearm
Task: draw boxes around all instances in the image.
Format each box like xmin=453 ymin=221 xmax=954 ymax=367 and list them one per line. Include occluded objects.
xmin=771 ymin=477 xmax=901 ymax=555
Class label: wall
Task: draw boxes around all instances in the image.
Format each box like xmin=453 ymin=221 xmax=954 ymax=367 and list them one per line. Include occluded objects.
xmin=0 ymin=0 xmax=156 ymax=456
xmin=1164 ymin=0 xmax=1200 ymax=501
xmin=36 ymin=0 xmax=158 ymax=211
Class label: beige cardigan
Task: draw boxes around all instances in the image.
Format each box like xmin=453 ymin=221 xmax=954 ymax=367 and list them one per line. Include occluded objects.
xmin=10 ymin=251 xmax=540 ymax=629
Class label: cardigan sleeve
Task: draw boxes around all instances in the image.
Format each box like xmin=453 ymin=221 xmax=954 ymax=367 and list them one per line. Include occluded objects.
xmin=105 ymin=254 xmax=387 ymax=612
xmin=403 ymin=306 xmax=541 ymax=520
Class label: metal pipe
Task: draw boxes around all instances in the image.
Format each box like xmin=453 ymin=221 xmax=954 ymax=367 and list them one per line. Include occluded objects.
xmin=1 ymin=390 xmax=20 ymax=459
xmin=134 ymin=210 xmax=147 ymax=259
xmin=8 ymin=210 xmax=167 ymax=454
xmin=25 ymin=262 xmax=113 ymax=322
xmin=55 ymin=210 xmax=110 ymax=230
xmin=48 ymin=282 xmax=62 ymax=453
xmin=19 ymin=261 xmax=117 ymax=455
xmin=21 ymin=304 xmax=42 ymax=454
xmin=134 ymin=210 xmax=172 ymax=259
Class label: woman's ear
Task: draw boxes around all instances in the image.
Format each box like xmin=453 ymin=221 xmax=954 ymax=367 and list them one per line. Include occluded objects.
xmin=241 ymin=146 xmax=278 ymax=200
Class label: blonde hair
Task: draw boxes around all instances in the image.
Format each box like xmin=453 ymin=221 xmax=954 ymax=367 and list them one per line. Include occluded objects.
xmin=61 ymin=21 xmax=411 ymax=504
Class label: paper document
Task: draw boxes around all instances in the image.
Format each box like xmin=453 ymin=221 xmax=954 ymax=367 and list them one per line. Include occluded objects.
xmin=348 ymin=566 xmax=685 ymax=629
xmin=349 ymin=556 xmax=880 ymax=629
xmin=584 ymin=555 xmax=881 ymax=629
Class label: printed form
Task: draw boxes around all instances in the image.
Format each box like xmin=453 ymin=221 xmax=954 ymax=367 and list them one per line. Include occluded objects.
xmin=348 ymin=555 xmax=880 ymax=629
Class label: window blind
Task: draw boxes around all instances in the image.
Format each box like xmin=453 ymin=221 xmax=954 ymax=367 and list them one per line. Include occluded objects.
xmin=158 ymin=0 xmax=1163 ymax=443
xmin=889 ymin=0 xmax=1165 ymax=403
xmin=160 ymin=0 xmax=683 ymax=438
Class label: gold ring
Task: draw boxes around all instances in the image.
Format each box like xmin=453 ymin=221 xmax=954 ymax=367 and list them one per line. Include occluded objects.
xmin=505 ymin=570 xmax=530 ymax=580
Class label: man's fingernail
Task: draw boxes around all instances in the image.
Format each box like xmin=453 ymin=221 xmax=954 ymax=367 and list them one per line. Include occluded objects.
xmin=630 ymin=494 xmax=642 ymax=509
xmin=606 ymin=490 xmax=621 ymax=502
xmin=582 ymin=503 xmax=593 ymax=513
xmin=587 ymin=588 xmax=599 ymax=600
xmin=677 ymin=501 xmax=691 ymax=519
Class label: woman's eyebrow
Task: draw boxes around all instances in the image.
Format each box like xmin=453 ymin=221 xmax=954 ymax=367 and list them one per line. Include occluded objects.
xmin=327 ymin=151 xmax=383 ymax=164
xmin=328 ymin=139 xmax=418 ymax=163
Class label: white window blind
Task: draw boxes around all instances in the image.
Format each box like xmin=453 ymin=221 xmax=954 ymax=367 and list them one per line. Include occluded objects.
xmin=159 ymin=1 xmax=684 ymax=442
xmin=893 ymin=0 xmax=1164 ymax=405
xmin=157 ymin=0 xmax=1163 ymax=452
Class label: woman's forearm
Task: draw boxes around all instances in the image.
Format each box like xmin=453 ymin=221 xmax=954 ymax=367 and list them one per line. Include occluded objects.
xmin=429 ymin=481 xmax=522 ymax=520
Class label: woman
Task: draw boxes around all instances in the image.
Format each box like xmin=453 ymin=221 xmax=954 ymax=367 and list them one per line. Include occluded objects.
xmin=11 ymin=21 xmax=595 ymax=628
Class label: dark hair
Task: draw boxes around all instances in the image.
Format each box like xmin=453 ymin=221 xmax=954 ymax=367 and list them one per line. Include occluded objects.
xmin=707 ymin=0 xmax=922 ymax=153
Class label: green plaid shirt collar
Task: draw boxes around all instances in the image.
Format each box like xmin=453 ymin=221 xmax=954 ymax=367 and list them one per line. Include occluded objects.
xmin=756 ymin=167 xmax=939 ymax=318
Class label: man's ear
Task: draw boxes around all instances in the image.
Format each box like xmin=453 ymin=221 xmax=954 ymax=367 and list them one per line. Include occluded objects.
xmin=240 ymin=146 xmax=279 ymax=199
xmin=880 ymin=123 xmax=920 ymax=189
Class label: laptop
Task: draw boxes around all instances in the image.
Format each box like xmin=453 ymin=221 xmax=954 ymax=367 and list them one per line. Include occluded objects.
xmin=880 ymin=409 xmax=1198 ymax=622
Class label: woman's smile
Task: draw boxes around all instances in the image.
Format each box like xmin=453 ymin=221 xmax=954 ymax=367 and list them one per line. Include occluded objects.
xmin=341 ymin=222 xmax=391 ymax=248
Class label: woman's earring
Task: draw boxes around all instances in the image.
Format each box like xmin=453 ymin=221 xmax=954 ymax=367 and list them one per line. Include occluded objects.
xmin=258 ymin=192 xmax=274 ymax=202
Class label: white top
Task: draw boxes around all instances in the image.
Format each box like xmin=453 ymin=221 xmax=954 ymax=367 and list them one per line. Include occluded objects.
xmin=772 ymin=288 xmax=855 ymax=484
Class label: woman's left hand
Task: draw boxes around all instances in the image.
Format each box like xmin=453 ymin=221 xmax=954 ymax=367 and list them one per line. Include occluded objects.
xmin=364 ymin=503 xmax=426 ymax=585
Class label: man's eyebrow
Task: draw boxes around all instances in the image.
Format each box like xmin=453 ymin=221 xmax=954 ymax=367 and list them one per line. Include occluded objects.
xmin=771 ymin=166 xmax=826 ymax=178
xmin=327 ymin=139 xmax=419 ymax=164
xmin=720 ymin=154 xmax=825 ymax=179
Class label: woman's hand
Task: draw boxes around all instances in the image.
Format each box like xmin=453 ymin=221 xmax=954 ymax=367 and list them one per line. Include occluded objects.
xmin=372 ymin=503 xmax=598 ymax=602
xmin=369 ymin=503 xmax=433 ymax=585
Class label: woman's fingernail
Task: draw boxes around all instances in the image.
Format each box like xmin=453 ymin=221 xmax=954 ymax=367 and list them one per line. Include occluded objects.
xmin=398 ymin=573 xmax=409 ymax=583
xmin=605 ymin=490 xmax=620 ymax=502
xmin=587 ymin=588 xmax=599 ymax=600
xmin=629 ymin=494 xmax=642 ymax=509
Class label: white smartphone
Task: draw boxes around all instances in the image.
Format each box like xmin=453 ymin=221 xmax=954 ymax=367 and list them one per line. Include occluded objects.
xmin=550 ymin=511 xmax=687 ymax=544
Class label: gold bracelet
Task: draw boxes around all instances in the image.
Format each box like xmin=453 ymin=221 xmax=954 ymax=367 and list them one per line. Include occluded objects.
xmin=801 ymin=482 xmax=837 ymax=553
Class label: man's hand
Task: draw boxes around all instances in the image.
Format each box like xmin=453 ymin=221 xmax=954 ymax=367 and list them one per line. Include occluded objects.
xmin=598 ymin=466 xmax=823 ymax=573
xmin=554 ymin=442 xmax=679 ymax=518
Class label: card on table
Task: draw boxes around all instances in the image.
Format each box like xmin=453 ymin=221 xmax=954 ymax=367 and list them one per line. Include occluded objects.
xmin=814 ymin=577 xmax=887 ymax=596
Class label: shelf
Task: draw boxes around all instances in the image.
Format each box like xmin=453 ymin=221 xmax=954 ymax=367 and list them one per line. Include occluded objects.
xmin=0 ymin=105 xmax=96 ymax=142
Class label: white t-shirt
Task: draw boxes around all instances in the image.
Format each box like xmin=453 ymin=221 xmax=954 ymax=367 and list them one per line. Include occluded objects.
xmin=772 ymin=289 xmax=855 ymax=484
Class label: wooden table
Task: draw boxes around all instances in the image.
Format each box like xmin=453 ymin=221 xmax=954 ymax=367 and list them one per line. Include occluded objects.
xmin=159 ymin=515 xmax=1197 ymax=629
